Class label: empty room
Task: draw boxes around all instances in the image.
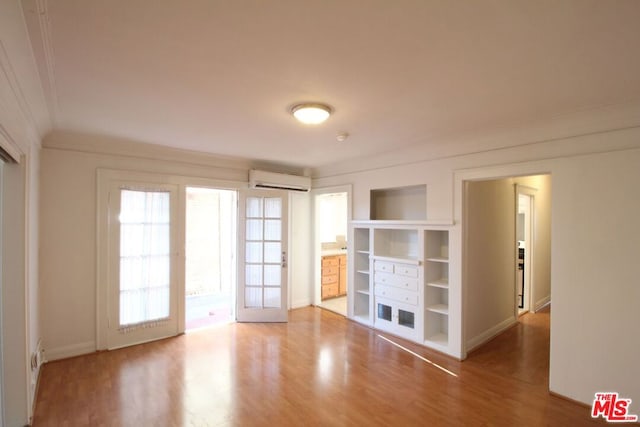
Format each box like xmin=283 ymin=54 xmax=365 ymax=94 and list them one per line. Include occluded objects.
xmin=1 ymin=1 xmax=640 ymax=425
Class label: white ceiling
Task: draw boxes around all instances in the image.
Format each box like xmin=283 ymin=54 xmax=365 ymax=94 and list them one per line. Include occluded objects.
xmin=22 ymin=0 xmax=640 ymax=171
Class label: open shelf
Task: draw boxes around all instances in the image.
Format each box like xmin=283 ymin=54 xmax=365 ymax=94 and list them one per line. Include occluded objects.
xmin=425 ymin=333 xmax=448 ymax=346
xmin=370 ymin=185 xmax=426 ymax=221
xmin=354 ymin=228 xmax=370 ymax=252
xmin=424 ymin=311 xmax=448 ymax=346
xmin=426 ymin=304 xmax=449 ymax=315
xmin=373 ymin=228 xmax=419 ymax=260
xmin=425 ymin=230 xmax=448 ymax=261
xmin=426 ymin=278 xmax=448 ymax=289
xmin=356 ymin=289 xmax=370 ymax=296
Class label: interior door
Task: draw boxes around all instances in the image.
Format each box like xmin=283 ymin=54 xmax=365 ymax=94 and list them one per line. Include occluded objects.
xmin=237 ymin=190 xmax=288 ymax=322
xmin=107 ymin=183 xmax=180 ymax=349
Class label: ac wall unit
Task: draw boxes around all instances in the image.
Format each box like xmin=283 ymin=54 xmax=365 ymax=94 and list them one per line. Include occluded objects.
xmin=249 ymin=170 xmax=311 ymax=192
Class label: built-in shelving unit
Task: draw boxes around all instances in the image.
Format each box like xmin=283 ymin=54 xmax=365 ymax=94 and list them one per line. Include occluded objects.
xmin=424 ymin=230 xmax=450 ymax=350
xmin=349 ymin=220 xmax=456 ymax=357
xmin=347 ymin=183 xmax=458 ymax=358
xmin=351 ymin=227 xmax=372 ymax=325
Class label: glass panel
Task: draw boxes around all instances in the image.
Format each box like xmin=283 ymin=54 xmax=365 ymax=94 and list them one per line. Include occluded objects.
xmin=149 ymin=224 xmax=170 ymax=255
xmin=246 ymin=219 xmax=263 ymax=240
xmin=377 ymin=303 xmax=392 ymax=321
xmin=264 ymin=265 xmax=280 ymax=286
xmin=119 ymin=189 xmax=171 ymax=326
xmin=245 ymin=242 xmax=263 ymax=263
xmin=264 ymin=197 xmax=281 ymax=218
xmin=264 ymin=288 xmax=281 ymax=308
xmin=246 ymin=197 xmax=263 ymax=218
xmin=245 ymin=287 xmax=262 ymax=308
xmin=398 ymin=309 xmax=415 ymax=329
xmin=246 ymin=265 xmax=262 ymax=286
xmin=264 ymin=242 xmax=281 ymax=263
xmin=264 ymin=220 xmax=281 ymax=241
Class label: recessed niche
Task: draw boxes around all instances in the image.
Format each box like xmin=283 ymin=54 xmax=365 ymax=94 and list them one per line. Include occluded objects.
xmin=370 ymin=185 xmax=427 ymax=220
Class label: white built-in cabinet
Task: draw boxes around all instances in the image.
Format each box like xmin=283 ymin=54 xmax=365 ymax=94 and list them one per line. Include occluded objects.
xmin=348 ymin=221 xmax=456 ymax=357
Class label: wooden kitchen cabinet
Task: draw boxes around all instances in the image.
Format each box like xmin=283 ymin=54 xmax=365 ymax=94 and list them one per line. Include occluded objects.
xmin=339 ymin=255 xmax=347 ymax=295
xmin=322 ymin=254 xmax=347 ymax=300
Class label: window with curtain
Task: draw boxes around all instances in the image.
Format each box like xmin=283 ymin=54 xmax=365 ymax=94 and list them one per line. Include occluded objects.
xmin=119 ymin=189 xmax=171 ymax=327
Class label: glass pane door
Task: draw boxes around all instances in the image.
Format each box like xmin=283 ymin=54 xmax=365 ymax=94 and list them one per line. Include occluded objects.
xmin=237 ymin=190 xmax=288 ymax=322
xmin=107 ymin=184 xmax=179 ymax=349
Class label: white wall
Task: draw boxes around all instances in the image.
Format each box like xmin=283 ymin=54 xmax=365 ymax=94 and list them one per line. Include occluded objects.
xmin=289 ymin=192 xmax=311 ymax=309
xmin=39 ymin=131 xmax=310 ymax=358
xmin=313 ymin=126 xmax=640 ymax=405
xmin=551 ymin=149 xmax=640 ymax=403
xmin=1 ymin=160 xmax=28 ymax=426
xmin=464 ymin=179 xmax=516 ymax=351
xmin=0 ymin=0 xmax=50 ymax=423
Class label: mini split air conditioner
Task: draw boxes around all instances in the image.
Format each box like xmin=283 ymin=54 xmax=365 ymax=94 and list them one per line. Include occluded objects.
xmin=249 ymin=170 xmax=311 ymax=192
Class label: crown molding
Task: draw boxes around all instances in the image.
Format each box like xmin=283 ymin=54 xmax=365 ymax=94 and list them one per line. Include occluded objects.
xmin=0 ymin=40 xmax=41 ymax=150
xmin=311 ymin=101 xmax=640 ymax=179
xmin=42 ymin=130 xmax=307 ymax=176
xmin=35 ymin=0 xmax=59 ymax=125
xmin=21 ymin=0 xmax=59 ymax=127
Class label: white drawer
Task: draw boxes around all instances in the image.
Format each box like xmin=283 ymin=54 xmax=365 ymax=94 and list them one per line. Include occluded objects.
xmin=373 ymin=260 xmax=394 ymax=273
xmin=375 ymin=285 xmax=419 ymax=306
xmin=394 ymin=264 xmax=419 ymax=278
xmin=392 ymin=276 xmax=419 ymax=291
xmin=374 ymin=271 xmax=419 ymax=291
xmin=373 ymin=271 xmax=394 ymax=285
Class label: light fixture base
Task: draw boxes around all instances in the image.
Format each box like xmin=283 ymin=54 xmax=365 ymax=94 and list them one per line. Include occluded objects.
xmin=291 ymin=103 xmax=332 ymax=125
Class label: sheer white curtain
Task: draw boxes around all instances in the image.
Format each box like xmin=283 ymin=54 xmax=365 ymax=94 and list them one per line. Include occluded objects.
xmin=119 ymin=189 xmax=171 ymax=327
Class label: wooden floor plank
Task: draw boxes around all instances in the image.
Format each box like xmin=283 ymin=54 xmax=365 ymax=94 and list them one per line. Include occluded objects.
xmin=33 ymin=306 xmax=604 ymax=426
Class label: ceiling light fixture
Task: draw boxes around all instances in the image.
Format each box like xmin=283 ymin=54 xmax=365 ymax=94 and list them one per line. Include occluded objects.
xmin=291 ymin=103 xmax=332 ymax=125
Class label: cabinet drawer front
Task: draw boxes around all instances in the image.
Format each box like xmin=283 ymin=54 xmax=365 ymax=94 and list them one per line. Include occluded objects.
xmin=393 ymin=276 xmax=419 ymax=291
xmin=374 ymin=271 xmax=419 ymax=291
xmin=322 ymin=257 xmax=339 ymax=267
xmin=375 ymin=285 xmax=419 ymax=306
xmin=394 ymin=264 xmax=419 ymax=278
xmin=373 ymin=271 xmax=395 ymax=286
xmin=374 ymin=260 xmax=394 ymax=273
xmin=322 ymin=283 xmax=339 ymax=299
xmin=322 ymin=266 xmax=339 ymax=276
xmin=338 ymin=255 xmax=347 ymax=265
xmin=322 ymin=274 xmax=338 ymax=285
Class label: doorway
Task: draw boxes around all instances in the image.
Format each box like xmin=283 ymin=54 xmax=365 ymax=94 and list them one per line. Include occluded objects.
xmin=315 ymin=191 xmax=349 ymax=316
xmin=516 ymin=190 xmax=534 ymax=315
xmin=463 ymin=174 xmax=551 ymax=353
xmin=184 ymin=187 xmax=237 ymax=330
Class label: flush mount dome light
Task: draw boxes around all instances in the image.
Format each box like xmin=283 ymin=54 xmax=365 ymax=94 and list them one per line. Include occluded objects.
xmin=291 ymin=103 xmax=332 ymax=125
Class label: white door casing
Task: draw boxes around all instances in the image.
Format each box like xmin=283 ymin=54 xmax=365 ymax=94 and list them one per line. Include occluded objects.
xmin=97 ymin=173 xmax=180 ymax=350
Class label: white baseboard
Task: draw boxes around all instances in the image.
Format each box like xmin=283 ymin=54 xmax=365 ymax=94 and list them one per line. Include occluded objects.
xmin=534 ymin=296 xmax=551 ymax=312
xmin=291 ymin=298 xmax=312 ymax=309
xmin=466 ymin=316 xmax=517 ymax=353
xmin=46 ymin=341 xmax=96 ymax=361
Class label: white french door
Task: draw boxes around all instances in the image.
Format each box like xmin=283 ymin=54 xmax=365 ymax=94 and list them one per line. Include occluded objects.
xmin=237 ymin=190 xmax=288 ymax=322
xmin=106 ymin=183 xmax=180 ymax=349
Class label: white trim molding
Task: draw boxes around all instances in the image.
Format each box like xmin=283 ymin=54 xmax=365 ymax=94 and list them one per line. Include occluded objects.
xmin=45 ymin=341 xmax=96 ymax=362
xmin=466 ymin=316 xmax=517 ymax=354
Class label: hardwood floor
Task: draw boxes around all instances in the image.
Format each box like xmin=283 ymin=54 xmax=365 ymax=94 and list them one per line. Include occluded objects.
xmin=33 ymin=306 xmax=604 ymax=426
